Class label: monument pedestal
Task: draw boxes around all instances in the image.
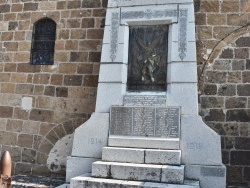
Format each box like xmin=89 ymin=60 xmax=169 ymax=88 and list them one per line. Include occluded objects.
xmin=65 ymin=0 xmax=226 ymax=187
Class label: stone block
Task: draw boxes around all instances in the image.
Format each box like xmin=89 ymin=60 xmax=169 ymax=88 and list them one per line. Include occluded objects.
xmin=218 ymin=84 xmax=236 ymax=96
xmin=203 ymin=84 xmax=217 ymax=95
xmin=185 ymin=164 xmax=226 ymax=188
xmin=161 ymin=165 xmax=184 ymax=184
xmin=180 ymin=115 xmax=222 ymax=165
xmin=219 ymin=48 xmax=233 ymax=59
xmin=145 ymin=149 xmax=181 ymax=165
xmin=66 ymin=157 xmax=98 ymax=182
xmin=110 ymin=162 xmax=162 ymax=182
xmin=205 ymin=71 xmax=227 ymax=83
xmin=102 ymin=147 xmax=145 ymax=163
xmin=200 ymin=97 xmax=224 ymax=108
xmin=235 ymin=48 xmax=249 ymax=59
xmin=95 ymin=83 xmax=126 ymax=113
xmin=237 ymin=84 xmax=250 ymax=96
xmin=235 ymin=137 xmax=250 ymax=150
xmin=92 ymin=161 xmax=112 ymax=178
xmin=87 ymin=178 xmax=123 ymax=188
xmin=225 ymin=97 xmax=247 ymax=108
xmin=108 ymin=136 xmax=180 ymax=150
xmin=98 ymin=64 xmax=127 ymax=83
xmin=70 ymin=174 xmax=91 ymax=187
xmin=71 ymin=113 xmax=109 ymax=158
xmin=226 ymin=109 xmax=250 ymax=122
xmin=201 ymin=1 xmax=219 ymax=12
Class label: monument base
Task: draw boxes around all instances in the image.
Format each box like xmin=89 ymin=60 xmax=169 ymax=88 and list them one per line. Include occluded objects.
xmin=185 ymin=164 xmax=226 ymax=188
xmin=66 ymin=113 xmax=109 ymax=181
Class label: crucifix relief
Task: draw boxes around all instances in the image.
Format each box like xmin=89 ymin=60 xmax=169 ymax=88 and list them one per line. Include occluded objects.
xmin=127 ymin=25 xmax=168 ymax=91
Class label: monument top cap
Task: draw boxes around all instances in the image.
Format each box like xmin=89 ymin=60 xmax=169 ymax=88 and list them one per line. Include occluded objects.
xmin=108 ymin=0 xmax=194 ymax=8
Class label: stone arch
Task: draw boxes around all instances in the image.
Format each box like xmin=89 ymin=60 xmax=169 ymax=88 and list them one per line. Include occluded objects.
xmin=36 ymin=118 xmax=85 ymax=171
xmin=199 ymin=24 xmax=250 ymax=93
xmin=199 ymin=25 xmax=250 ymax=183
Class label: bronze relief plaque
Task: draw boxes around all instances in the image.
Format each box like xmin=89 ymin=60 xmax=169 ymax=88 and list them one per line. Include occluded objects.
xmin=127 ymin=25 xmax=168 ymax=91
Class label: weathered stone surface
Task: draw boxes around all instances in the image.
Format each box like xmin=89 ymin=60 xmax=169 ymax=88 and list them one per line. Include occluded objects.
xmin=237 ymin=84 xmax=250 ymax=96
xmin=145 ymin=149 xmax=181 ymax=165
xmin=204 ymin=109 xmax=225 ymax=122
xmin=231 ymin=151 xmax=250 ymax=165
xmin=219 ymin=48 xmax=233 ymax=59
xmin=225 ymin=97 xmax=247 ymax=108
xmin=110 ymin=162 xmax=162 ymax=182
xmin=235 ymin=137 xmax=250 ymax=150
xmin=226 ymin=109 xmax=250 ymax=122
xmin=218 ymin=84 xmax=236 ymax=96
xmin=102 ymin=147 xmax=144 ymax=164
xmin=200 ymin=96 xmax=224 ymax=108
xmin=203 ymin=84 xmax=217 ymax=95
xmin=161 ymin=165 xmax=184 ymax=184
xmin=92 ymin=161 xmax=112 ymax=178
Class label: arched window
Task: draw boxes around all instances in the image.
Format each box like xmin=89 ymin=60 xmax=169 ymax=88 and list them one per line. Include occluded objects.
xmin=30 ymin=18 xmax=56 ymax=65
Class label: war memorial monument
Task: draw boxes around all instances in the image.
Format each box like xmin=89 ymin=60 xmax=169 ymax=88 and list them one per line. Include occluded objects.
xmin=66 ymin=0 xmax=226 ymax=187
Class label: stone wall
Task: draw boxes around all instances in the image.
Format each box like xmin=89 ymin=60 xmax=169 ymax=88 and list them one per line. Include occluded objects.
xmin=196 ymin=0 xmax=250 ymax=186
xmin=0 ymin=0 xmax=106 ymax=177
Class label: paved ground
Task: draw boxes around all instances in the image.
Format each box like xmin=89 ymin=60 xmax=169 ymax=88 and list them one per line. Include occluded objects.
xmin=12 ymin=175 xmax=66 ymax=188
xmin=9 ymin=175 xmax=250 ymax=188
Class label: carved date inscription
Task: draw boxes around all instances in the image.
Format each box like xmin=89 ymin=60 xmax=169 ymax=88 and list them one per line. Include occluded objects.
xmin=110 ymin=106 xmax=180 ymax=138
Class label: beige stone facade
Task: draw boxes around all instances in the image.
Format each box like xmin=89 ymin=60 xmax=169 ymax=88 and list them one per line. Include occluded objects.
xmin=0 ymin=0 xmax=106 ymax=177
xmin=0 ymin=0 xmax=248 ymax=186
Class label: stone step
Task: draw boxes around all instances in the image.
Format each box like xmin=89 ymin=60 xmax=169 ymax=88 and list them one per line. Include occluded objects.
xmin=70 ymin=174 xmax=200 ymax=188
xmin=109 ymin=136 xmax=180 ymax=150
xmin=102 ymin=147 xmax=181 ymax=165
xmin=92 ymin=161 xmax=184 ymax=184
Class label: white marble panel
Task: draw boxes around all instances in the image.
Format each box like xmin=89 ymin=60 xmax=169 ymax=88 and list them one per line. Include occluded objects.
xmin=71 ymin=113 xmax=109 ymax=157
xmin=186 ymin=22 xmax=196 ymax=42
xmin=98 ymin=64 xmax=127 ymax=83
xmin=181 ymin=115 xmax=223 ymax=165
xmin=105 ymin=8 xmax=120 ymax=26
xmin=120 ymin=5 xmax=178 ymax=25
xmin=167 ymin=83 xmax=198 ymax=115
xmin=179 ymin=4 xmax=195 ymax=23
xmin=167 ymin=62 xmax=197 ymax=83
xmin=101 ymin=43 xmax=128 ymax=63
xmin=95 ymin=83 xmax=126 ymax=113
xmin=171 ymin=41 xmax=197 ymax=62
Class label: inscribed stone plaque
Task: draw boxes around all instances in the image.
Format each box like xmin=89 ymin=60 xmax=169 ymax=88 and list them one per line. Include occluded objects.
xmin=124 ymin=95 xmax=166 ymax=106
xmin=133 ymin=107 xmax=155 ymax=136
xmin=155 ymin=108 xmax=179 ymax=138
xmin=110 ymin=106 xmax=180 ymax=138
xmin=110 ymin=107 xmax=132 ymax=135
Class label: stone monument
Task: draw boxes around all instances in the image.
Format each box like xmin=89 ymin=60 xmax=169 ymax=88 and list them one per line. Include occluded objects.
xmin=66 ymin=0 xmax=226 ymax=187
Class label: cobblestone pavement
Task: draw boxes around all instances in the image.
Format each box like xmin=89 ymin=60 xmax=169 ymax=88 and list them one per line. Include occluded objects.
xmin=11 ymin=175 xmax=66 ymax=188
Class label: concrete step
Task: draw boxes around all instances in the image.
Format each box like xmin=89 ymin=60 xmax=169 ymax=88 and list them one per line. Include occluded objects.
xmin=108 ymin=136 xmax=180 ymax=150
xmin=102 ymin=147 xmax=181 ymax=165
xmin=70 ymin=174 xmax=200 ymax=188
xmin=92 ymin=161 xmax=184 ymax=184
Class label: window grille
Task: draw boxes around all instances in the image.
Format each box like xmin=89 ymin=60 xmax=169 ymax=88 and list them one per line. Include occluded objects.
xmin=30 ymin=18 xmax=56 ymax=65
